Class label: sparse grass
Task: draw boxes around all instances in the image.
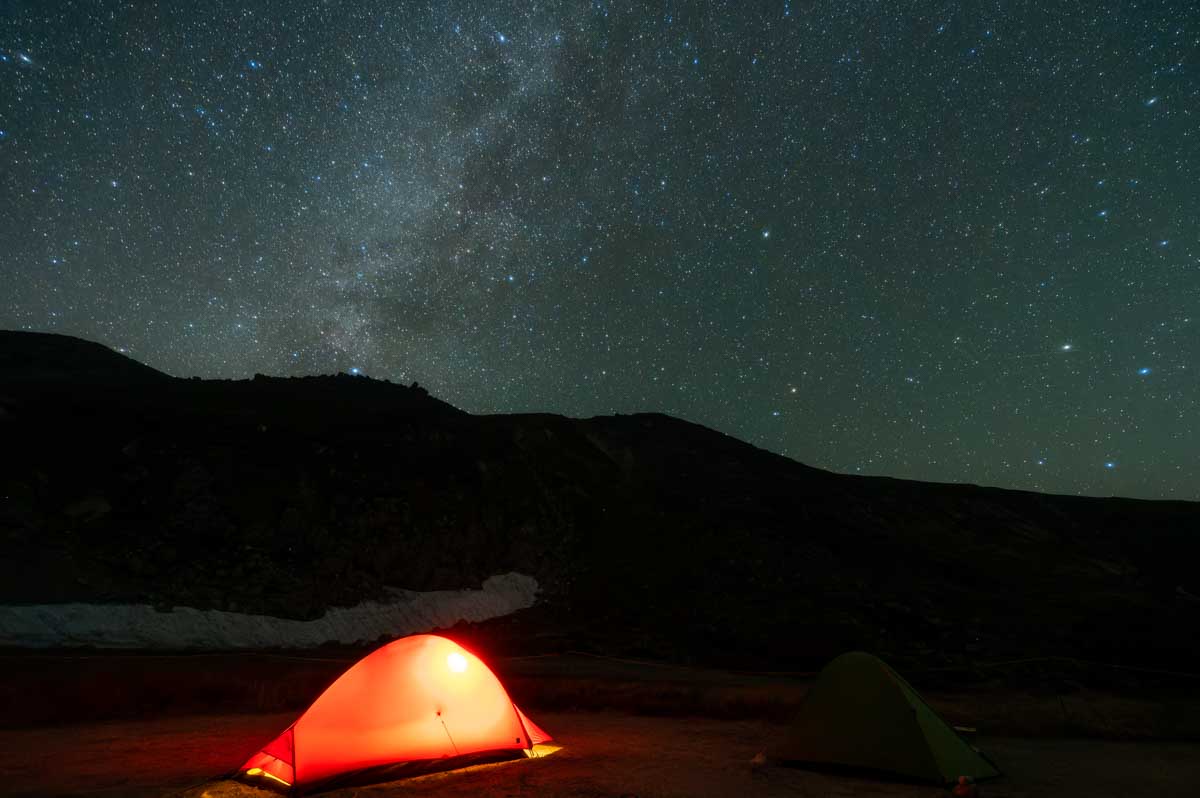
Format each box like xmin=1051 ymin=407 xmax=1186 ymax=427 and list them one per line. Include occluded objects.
xmin=4 ymin=650 xmax=1199 ymax=741
xmin=508 ymin=677 xmax=1200 ymax=741
xmin=506 ymin=675 xmax=807 ymax=722
xmin=930 ymin=688 xmax=1200 ymax=740
xmin=7 ymin=710 xmax=1200 ymax=798
xmin=0 ymin=651 xmax=350 ymax=727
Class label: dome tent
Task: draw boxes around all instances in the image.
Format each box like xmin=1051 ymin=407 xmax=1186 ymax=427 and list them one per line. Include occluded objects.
xmin=241 ymin=634 xmax=550 ymax=791
xmin=776 ymin=651 xmax=999 ymax=784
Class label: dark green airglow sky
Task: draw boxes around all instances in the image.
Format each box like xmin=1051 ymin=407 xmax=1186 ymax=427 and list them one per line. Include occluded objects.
xmin=2 ymin=1 xmax=1197 ymax=499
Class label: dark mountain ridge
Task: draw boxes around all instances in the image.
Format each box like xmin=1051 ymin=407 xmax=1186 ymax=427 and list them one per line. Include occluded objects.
xmin=2 ymin=330 xmax=1198 ymax=673
xmin=0 ymin=330 xmax=167 ymax=385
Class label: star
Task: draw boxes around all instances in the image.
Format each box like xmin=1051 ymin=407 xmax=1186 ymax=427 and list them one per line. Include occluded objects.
xmin=3 ymin=0 xmax=1197 ymax=503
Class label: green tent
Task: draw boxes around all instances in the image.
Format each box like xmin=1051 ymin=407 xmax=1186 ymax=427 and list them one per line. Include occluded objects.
xmin=777 ymin=652 xmax=1000 ymax=784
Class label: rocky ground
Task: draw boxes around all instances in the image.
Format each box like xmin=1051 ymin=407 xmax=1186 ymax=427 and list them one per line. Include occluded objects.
xmin=2 ymin=709 xmax=1198 ymax=798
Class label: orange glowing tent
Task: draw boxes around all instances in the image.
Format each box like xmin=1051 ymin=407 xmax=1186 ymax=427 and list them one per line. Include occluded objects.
xmin=241 ymin=634 xmax=551 ymax=791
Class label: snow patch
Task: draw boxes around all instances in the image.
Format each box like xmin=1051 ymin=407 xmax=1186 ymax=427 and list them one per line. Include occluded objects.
xmin=0 ymin=572 xmax=539 ymax=649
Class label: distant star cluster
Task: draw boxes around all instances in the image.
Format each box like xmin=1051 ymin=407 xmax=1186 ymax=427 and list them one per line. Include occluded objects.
xmin=2 ymin=2 xmax=1198 ymax=499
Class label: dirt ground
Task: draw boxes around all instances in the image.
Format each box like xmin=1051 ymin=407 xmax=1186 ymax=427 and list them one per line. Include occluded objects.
xmin=2 ymin=710 xmax=1198 ymax=798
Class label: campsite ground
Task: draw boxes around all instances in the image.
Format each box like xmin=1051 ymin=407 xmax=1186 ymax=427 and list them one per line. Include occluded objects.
xmin=3 ymin=651 xmax=1199 ymax=797
xmin=2 ymin=709 xmax=1199 ymax=798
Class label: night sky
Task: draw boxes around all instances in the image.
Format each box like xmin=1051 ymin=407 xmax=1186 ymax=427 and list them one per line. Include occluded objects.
xmin=2 ymin=2 xmax=1197 ymax=500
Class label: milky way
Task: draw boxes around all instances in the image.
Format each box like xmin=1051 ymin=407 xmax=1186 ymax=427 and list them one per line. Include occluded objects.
xmin=2 ymin=2 xmax=1197 ymax=499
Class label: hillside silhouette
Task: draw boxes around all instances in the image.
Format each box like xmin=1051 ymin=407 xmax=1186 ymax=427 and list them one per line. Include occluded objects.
xmin=2 ymin=330 xmax=1198 ymax=674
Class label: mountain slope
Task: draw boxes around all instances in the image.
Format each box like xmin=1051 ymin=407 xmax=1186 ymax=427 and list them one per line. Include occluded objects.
xmin=0 ymin=331 xmax=166 ymax=385
xmin=1 ymin=331 xmax=1197 ymax=671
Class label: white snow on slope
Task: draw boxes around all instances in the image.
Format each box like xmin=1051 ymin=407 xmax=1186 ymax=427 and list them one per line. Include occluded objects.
xmin=0 ymin=572 xmax=538 ymax=649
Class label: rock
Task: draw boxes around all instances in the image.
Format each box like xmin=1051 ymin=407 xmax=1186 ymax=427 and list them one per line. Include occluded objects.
xmin=62 ymin=495 xmax=111 ymax=521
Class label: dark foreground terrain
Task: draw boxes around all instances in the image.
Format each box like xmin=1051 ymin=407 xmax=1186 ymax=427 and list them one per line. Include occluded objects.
xmin=7 ymin=711 xmax=1200 ymax=798
xmin=3 ymin=330 xmax=1200 ymax=676
xmin=5 ymin=636 xmax=1200 ymax=733
xmin=3 ymin=653 xmax=1199 ymax=798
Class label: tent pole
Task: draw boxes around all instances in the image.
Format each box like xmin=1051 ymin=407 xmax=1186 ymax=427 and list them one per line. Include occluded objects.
xmin=291 ymin=726 xmax=298 ymax=797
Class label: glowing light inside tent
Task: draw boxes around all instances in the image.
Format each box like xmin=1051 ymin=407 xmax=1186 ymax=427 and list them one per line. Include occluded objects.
xmin=526 ymin=743 xmax=563 ymax=758
xmin=245 ymin=767 xmax=291 ymax=787
xmin=240 ymin=634 xmax=550 ymax=788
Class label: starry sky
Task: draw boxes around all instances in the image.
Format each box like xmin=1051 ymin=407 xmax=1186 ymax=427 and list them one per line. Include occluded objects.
xmin=2 ymin=1 xmax=1197 ymax=500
